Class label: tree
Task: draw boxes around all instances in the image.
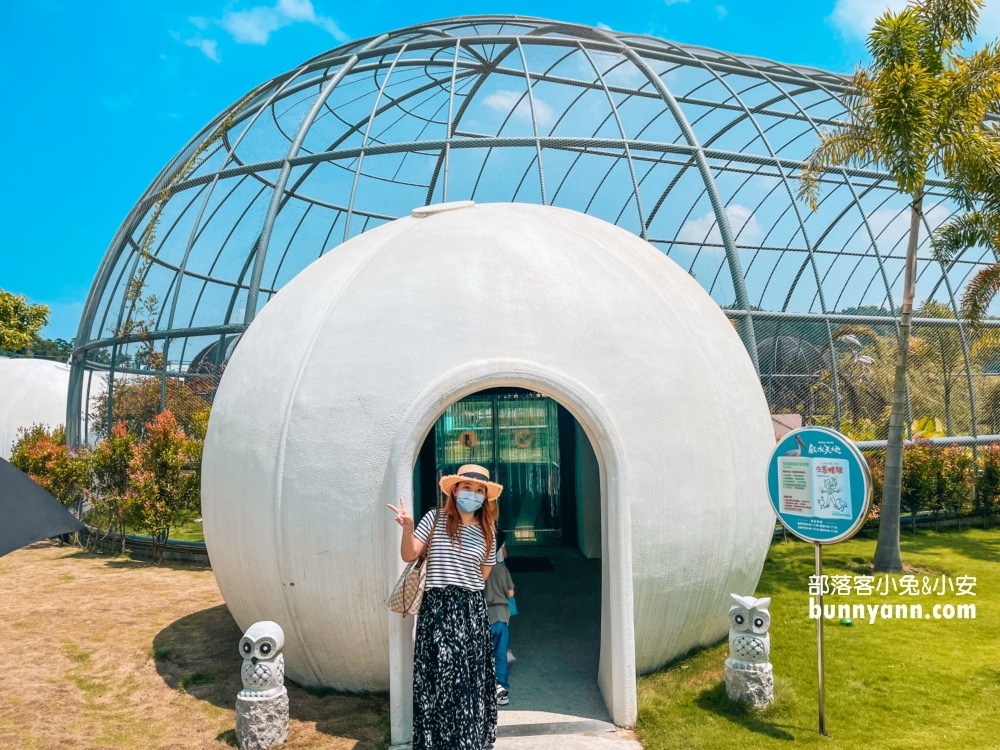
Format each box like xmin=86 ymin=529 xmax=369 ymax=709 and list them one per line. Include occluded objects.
xmin=976 ymin=444 xmax=1000 ymax=525
xmin=901 ymin=441 xmax=940 ymax=533
xmin=89 ymin=375 xmax=210 ymax=440
xmin=89 ymin=421 xmax=138 ymax=552
xmin=126 ymin=410 xmax=201 ymax=562
xmin=7 ymin=336 xmax=74 ymax=360
xmin=0 ymin=289 xmax=49 ymax=353
xmin=799 ymin=0 xmax=1000 ymax=572
xmin=10 ymin=424 xmax=90 ymax=513
xmin=937 ymin=445 xmax=973 ymax=530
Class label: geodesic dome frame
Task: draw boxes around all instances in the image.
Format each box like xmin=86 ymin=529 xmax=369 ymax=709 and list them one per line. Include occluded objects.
xmin=68 ymin=15 xmax=1000 ymax=447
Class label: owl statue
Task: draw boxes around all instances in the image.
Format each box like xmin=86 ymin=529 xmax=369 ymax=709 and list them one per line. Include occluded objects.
xmin=239 ymin=621 xmax=286 ymax=699
xmin=724 ymin=593 xmax=774 ymax=706
xmin=727 ymin=593 xmax=771 ymax=669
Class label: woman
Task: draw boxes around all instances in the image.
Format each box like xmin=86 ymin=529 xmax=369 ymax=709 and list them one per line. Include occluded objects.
xmin=387 ymin=463 xmax=502 ymax=750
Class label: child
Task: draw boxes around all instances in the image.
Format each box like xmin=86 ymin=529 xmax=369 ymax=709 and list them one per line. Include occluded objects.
xmin=485 ymin=528 xmax=515 ymax=705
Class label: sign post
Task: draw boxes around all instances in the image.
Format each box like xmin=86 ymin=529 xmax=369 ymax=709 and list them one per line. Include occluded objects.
xmin=814 ymin=541 xmax=826 ymax=736
xmin=766 ymin=426 xmax=871 ymax=738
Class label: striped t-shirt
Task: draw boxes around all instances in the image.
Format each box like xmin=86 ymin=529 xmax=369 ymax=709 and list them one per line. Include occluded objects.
xmin=414 ymin=509 xmax=496 ymax=591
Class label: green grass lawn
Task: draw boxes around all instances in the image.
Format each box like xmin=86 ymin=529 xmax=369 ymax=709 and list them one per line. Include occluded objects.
xmin=636 ymin=527 xmax=1000 ymax=749
xmin=167 ymin=518 xmax=205 ymax=542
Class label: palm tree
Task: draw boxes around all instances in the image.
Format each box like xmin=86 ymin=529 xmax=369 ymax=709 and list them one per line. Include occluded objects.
xmin=932 ymin=90 xmax=1000 ymax=321
xmin=799 ymin=0 xmax=1000 ymax=572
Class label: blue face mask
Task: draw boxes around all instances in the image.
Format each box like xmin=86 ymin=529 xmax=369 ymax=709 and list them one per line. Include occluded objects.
xmin=455 ymin=489 xmax=485 ymax=514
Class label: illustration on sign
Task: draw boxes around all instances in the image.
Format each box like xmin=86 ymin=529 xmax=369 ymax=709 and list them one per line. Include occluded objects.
xmin=766 ymin=427 xmax=871 ymax=544
xmin=778 ymin=456 xmax=852 ymax=520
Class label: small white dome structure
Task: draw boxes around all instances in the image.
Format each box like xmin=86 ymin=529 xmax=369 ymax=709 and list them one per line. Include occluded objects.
xmin=0 ymin=358 xmax=72 ymax=459
xmin=202 ymin=202 xmax=776 ymax=735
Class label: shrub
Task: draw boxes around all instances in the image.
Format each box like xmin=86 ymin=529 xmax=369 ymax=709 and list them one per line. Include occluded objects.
xmin=937 ymin=446 xmax=973 ymax=530
xmin=863 ymin=450 xmax=884 ymax=520
xmin=89 ymin=421 xmax=138 ymax=551
xmin=863 ymin=443 xmax=974 ymax=531
xmin=975 ymin=445 xmax=1000 ymax=525
xmin=10 ymin=424 xmax=90 ymax=511
xmin=901 ymin=441 xmax=941 ymax=533
xmin=90 ymin=376 xmax=209 ymax=440
xmin=126 ymin=410 xmax=202 ymax=561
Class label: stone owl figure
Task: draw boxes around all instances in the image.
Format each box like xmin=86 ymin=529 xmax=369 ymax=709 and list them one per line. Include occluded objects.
xmin=728 ymin=593 xmax=771 ymax=669
xmin=239 ymin=621 xmax=285 ymax=698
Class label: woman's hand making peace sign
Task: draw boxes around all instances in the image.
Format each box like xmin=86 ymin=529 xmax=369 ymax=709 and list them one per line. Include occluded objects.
xmin=387 ymin=495 xmax=414 ymax=529
xmin=388 ymin=496 xmax=424 ymax=562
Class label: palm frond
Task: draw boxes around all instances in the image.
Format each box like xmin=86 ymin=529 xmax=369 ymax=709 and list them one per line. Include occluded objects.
xmin=798 ymin=123 xmax=877 ymax=210
xmin=918 ymin=0 xmax=983 ymax=53
xmin=933 ymin=211 xmax=1000 ymax=264
xmin=961 ymin=263 xmax=1000 ymax=326
xmin=868 ymin=7 xmax=926 ymax=69
xmin=871 ymin=61 xmax=936 ymax=193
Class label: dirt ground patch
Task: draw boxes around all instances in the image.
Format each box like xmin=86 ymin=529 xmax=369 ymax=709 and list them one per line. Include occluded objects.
xmin=0 ymin=541 xmax=388 ymax=750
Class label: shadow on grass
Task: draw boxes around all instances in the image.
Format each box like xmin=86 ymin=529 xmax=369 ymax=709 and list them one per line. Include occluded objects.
xmin=62 ymin=545 xmax=209 ymax=572
xmin=153 ymin=605 xmax=389 ymax=748
xmin=693 ymin=682 xmax=795 ymax=741
xmin=904 ymin=526 xmax=1000 ymax=565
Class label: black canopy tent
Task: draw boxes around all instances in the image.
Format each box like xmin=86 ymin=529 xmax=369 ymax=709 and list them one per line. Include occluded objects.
xmin=0 ymin=457 xmax=84 ymax=557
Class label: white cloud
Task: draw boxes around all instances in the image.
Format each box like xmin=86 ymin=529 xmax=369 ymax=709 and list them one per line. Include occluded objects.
xmin=828 ymin=0 xmax=906 ymax=41
xmin=829 ymin=0 xmax=1000 ymax=44
xmin=483 ymin=89 xmax=555 ymax=128
xmin=715 ymin=5 xmax=728 ymax=19
xmin=677 ymin=205 xmax=762 ymax=248
xmin=186 ymin=38 xmax=221 ymax=62
xmin=664 ymin=0 xmax=689 ymax=5
xmin=219 ymin=0 xmax=347 ymax=45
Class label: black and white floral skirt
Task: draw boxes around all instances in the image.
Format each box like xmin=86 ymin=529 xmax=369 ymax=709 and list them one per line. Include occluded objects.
xmin=413 ymin=586 xmax=497 ymax=750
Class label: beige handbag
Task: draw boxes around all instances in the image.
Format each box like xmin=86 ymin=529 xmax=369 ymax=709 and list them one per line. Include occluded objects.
xmin=387 ymin=509 xmax=439 ymax=615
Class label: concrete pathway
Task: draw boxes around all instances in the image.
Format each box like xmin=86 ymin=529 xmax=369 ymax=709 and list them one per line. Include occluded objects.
xmin=491 ymin=547 xmax=641 ymax=748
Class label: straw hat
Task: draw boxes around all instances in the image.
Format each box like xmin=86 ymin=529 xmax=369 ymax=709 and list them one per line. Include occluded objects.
xmin=439 ymin=464 xmax=503 ymax=501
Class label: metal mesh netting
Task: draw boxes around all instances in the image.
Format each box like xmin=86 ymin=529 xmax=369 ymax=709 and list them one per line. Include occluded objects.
xmin=67 ymin=16 xmax=1000 ymax=447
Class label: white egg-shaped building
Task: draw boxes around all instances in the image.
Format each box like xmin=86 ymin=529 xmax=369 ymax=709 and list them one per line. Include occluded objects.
xmin=202 ymin=202 xmax=776 ymax=737
xmin=0 ymin=358 xmax=72 ymax=459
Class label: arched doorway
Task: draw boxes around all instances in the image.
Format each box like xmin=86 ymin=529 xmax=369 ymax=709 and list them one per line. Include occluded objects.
xmin=412 ymin=388 xmax=608 ymax=725
xmin=384 ymin=360 xmax=636 ymax=748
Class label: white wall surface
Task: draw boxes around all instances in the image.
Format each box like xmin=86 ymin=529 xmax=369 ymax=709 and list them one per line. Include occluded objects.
xmin=0 ymin=358 xmax=71 ymax=459
xmin=576 ymin=421 xmax=602 ymax=559
xmin=201 ymin=202 xmax=776 ymax=727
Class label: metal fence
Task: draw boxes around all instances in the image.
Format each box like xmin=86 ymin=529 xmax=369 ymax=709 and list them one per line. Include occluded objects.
xmin=65 ymin=15 xmax=1000 ymax=448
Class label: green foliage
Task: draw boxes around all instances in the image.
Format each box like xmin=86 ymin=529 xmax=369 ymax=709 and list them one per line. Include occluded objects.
xmin=863 ymin=450 xmax=885 ymax=518
xmin=10 ymin=424 xmax=90 ymax=509
xmin=799 ymin=0 xmax=1000 ymax=571
xmin=4 ymin=335 xmax=74 ymax=360
xmin=11 ymin=410 xmax=206 ymax=559
xmin=865 ymin=442 xmax=974 ymax=529
xmin=939 ymin=444 xmax=974 ymax=512
xmin=975 ymin=444 xmax=1000 ymax=519
xmin=0 ymin=289 xmax=49 ymax=353
xmin=801 ymin=0 xmax=998 ymax=207
xmin=126 ymin=410 xmax=202 ymax=562
xmin=901 ymin=441 xmax=942 ymax=529
xmin=89 ymin=421 xmax=138 ymax=550
xmin=90 ymin=376 xmax=210 ymax=440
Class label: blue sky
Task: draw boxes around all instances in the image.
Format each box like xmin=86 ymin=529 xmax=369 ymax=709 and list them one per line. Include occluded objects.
xmin=2 ymin=0 xmax=998 ymax=340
